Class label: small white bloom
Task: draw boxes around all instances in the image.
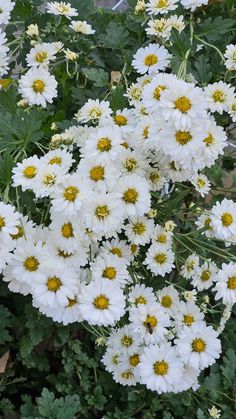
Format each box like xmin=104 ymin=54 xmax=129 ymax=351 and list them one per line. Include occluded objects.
xmin=46 ymin=1 xmax=78 ymax=18
xmin=69 ymin=20 xmax=95 ymax=34
xmin=213 ymin=262 xmax=236 ymax=305
xmin=132 ymin=43 xmax=171 ymax=75
xmin=144 ymin=243 xmax=175 ymax=277
xmin=18 ymin=68 xmax=57 ymax=108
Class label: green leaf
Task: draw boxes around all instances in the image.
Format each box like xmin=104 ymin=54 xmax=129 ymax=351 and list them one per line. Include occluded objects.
xmin=0 ymin=305 xmax=12 ymax=346
xmin=221 ymin=348 xmax=236 ymax=388
xmin=102 ymin=22 xmax=129 ymax=49
xmin=110 ymin=86 xmax=128 ymax=111
xmin=196 ymin=17 xmax=235 ymax=41
xmin=37 ymin=388 xmax=55 ymax=418
xmin=0 ymin=154 xmax=14 ymax=189
xmin=82 ymin=67 xmax=109 ymax=87
xmin=193 ymin=55 xmax=212 ymax=85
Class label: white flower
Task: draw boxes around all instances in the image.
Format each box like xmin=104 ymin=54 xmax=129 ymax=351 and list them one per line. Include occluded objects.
xmin=152 ymin=224 xmax=173 ymax=247
xmin=157 ymin=285 xmax=180 ymax=312
xmin=33 ymin=263 xmax=79 ymax=308
xmin=37 ymin=295 xmax=82 ymax=325
xmin=107 ymin=325 xmax=141 ymax=355
xmin=213 ymin=262 xmax=236 ymax=305
xmin=159 ymin=79 xmax=207 ymax=129
xmin=115 ymin=174 xmax=151 ymax=217
xmin=18 ymin=68 xmax=57 ymax=108
xmin=77 ymin=158 xmax=119 ymax=192
xmin=229 ymin=99 xmax=236 ymax=122
xmin=132 ymin=43 xmax=171 ymax=75
xmin=0 ymin=0 xmax=15 ymax=25
xmin=191 ymin=261 xmax=218 ymax=291
xmin=79 ymin=280 xmax=126 ymax=326
xmin=12 ymin=156 xmax=40 ymax=191
xmin=100 ymin=238 xmax=132 ymax=264
xmin=26 ymin=24 xmax=39 ymax=37
xmin=82 ymin=126 xmax=123 ymax=163
xmin=26 ymin=43 xmax=57 ymax=68
xmin=146 ymin=0 xmax=178 ymax=15
xmin=124 ymin=216 xmax=154 ymax=245
xmin=69 ymin=20 xmax=95 ymax=34
xmin=224 ymin=44 xmax=236 ymax=70
xmin=200 ymin=117 xmax=227 ymax=168
xmin=75 ymin=99 xmax=112 ymax=124
xmin=146 ymin=18 xmax=171 ymax=39
xmin=142 ymin=73 xmax=175 ymax=112
xmin=0 ymin=203 xmax=19 ymax=244
xmin=64 ymin=48 xmax=77 ymax=60
xmin=138 ymin=343 xmax=184 ymax=393
xmin=204 ymin=81 xmax=235 ymax=114
xmin=91 ymin=253 xmax=129 ymax=287
xmin=112 ymin=363 xmax=139 ymax=386
xmin=175 ymin=322 xmax=221 ymax=370
xmin=128 ymin=284 xmax=157 ymax=307
xmin=144 ymin=243 xmax=175 ymax=277
xmin=180 ymin=0 xmax=208 ymax=11
xmin=171 ymin=365 xmax=200 ymax=393
xmin=183 ymin=289 xmax=198 ymax=302
xmin=49 ymin=214 xmax=88 ymax=254
xmin=46 ymin=1 xmax=78 ymax=18
xmin=167 ymin=15 xmax=185 ymax=33
xmin=33 ymin=164 xmax=66 ymax=198
xmin=211 ymin=198 xmax=236 ymax=240
xmin=102 ymin=347 xmax=121 ymax=373
xmin=129 ymin=303 xmax=170 ymax=343
xmin=173 ymin=301 xmax=205 ymax=332
xmin=40 ymin=149 xmax=74 ymax=172
xmin=191 ymin=173 xmax=211 ymax=196
xmin=208 ymin=406 xmax=221 ymax=419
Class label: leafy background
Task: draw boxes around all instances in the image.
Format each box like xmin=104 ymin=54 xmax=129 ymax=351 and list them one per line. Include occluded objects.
xmin=0 ymin=0 xmax=236 ymax=417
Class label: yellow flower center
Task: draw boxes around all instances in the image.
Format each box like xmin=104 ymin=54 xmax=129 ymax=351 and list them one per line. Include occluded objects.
xmin=132 ymin=223 xmax=146 ymax=235
xmin=157 ymin=234 xmax=167 ymax=243
xmin=47 ymin=276 xmax=62 ymax=292
xmin=129 ymin=354 xmax=140 ymax=367
xmin=150 ymin=171 xmax=160 ymax=182
xmin=153 ymin=361 xmax=168 ymax=376
xmin=43 ymin=174 xmax=56 ymax=185
xmin=64 ymin=186 xmax=79 ymax=202
xmin=130 ymin=243 xmax=138 ymax=254
xmin=144 ymin=314 xmax=157 ymax=329
xmin=58 ymin=4 xmax=70 ymax=13
xmin=35 ymin=51 xmax=48 ymax=63
xmin=102 ymin=266 xmax=116 ymax=280
xmin=110 ymin=247 xmax=122 ymax=257
xmin=186 ymin=261 xmax=195 ymax=271
xmin=32 ymin=79 xmax=45 ymax=93
xmin=124 ymin=158 xmax=137 ymax=172
xmin=67 ymin=298 xmax=77 ymax=307
xmin=154 ymin=253 xmax=167 ymax=264
xmin=227 ymin=276 xmax=236 ymax=290
xmin=192 ymin=338 xmax=206 ymax=352
xmin=157 ymin=0 xmax=169 ymax=7
xmin=89 ymin=108 xmax=102 ymax=118
xmin=201 ymin=270 xmax=211 ymax=281
xmin=23 ymin=165 xmax=37 ymax=178
xmin=204 ymin=218 xmax=213 ymax=230
xmin=183 ymin=314 xmax=194 ymax=326
xmin=93 ymin=294 xmax=109 ymax=310
xmin=196 ymin=178 xmax=206 ymax=188
xmin=161 ymin=295 xmax=172 ymax=308
xmin=90 ymin=166 xmax=105 ymax=181
xmin=221 ymin=212 xmax=233 ymax=227
xmin=175 ymin=130 xmax=192 ymax=145
xmin=58 ymin=249 xmax=73 ymax=258
xmin=112 ymin=355 xmax=119 ymax=365
xmin=24 ymin=256 xmax=39 ymax=272
xmin=144 ymin=54 xmax=158 ymax=66
xmin=95 ymin=205 xmax=110 ymax=219
xmin=97 ymin=137 xmax=111 ymax=152
xmin=203 ymin=133 xmax=214 ymax=146
xmin=61 ymin=223 xmax=74 ymax=238
xmin=153 ymin=85 xmax=166 ymax=100
xmin=174 ymin=96 xmax=191 ymax=113
xmin=113 ymin=115 xmax=128 ymax=126
xmin=143 ymin=127 xmax=149 ymax=139
xmin=0 ymin=216 xmax=5 ymax=230
xmin=10 ymin=225 xmax=24 ymax=240
xmin=123 ymin=188 xmax=138 ymax=204
xmin=121 ymin=370 xmax=134 ymax=380
xmin=231 ymin=102 xmax=236 ymax=112
xmin=121 ymin=141 xmax=129 ymax=149
xmin=121 ymin=335 xmax=133 ymax=347
xmin=49 ymin=157 xmax=62 ymax=165
xmin=212 ymin=90 xmax=225 ymax=103
xmin=135 ymin=295 xmax=147 ymax=305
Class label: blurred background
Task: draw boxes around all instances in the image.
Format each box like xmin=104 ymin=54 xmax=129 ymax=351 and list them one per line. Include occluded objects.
xmin=94 ymin=0 xmax=128 ymax=10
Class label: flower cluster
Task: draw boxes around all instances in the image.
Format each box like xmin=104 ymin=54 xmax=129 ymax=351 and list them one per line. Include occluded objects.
xmin=0 ymin=0 xmax=236 ymax=395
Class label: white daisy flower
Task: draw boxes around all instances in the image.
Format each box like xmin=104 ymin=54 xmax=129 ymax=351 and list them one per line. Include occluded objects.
xmin=69 ymin=20 xmax=95 ymax=34
xmin=0 ymin=242 xmax=14 ymax=273
xmin=26 ymin=43 xmax=57 ymax=68
xmin=107 ymin=325 xmax=141 ymax=355
xmin=125 ymin=82 xmax=143 ymax=105
xmin=12 ymin=156 xmax=40 ymax=191
xmin=112 ymin=109 xmax=136 ymax=134
xmin=102 ymin=347 xmax=121 ymax=373
xmin=145 ymin=18 xmax=171 ymax=39
xmin=36 ymin=295 xmax=82 ymax=325
xmin=157 ymin=285 xmax=180 ymax=313
xmin=50 ymin=173 xmax=89 ymax=216
xmin=132 ymin=43 xmax=171 ymax=75
xmin=144 ymin=243 xmax=175 ymax=277
xmin=146 ymin=166 xmax=167 ymax=191
xmin=33 ymin=263 xmax=79 ymax=308
xmin=191 ymin=173 xmax=211 ymax=197
xmin=167 ymin=15 xmax=185 ymax=33
xmin=129 ymin=303 xmax=171 ymax=343
xmin=138 ymin=343 xmax=184 ymax=393
xmin=0 ymin=44 xmax=9 ymax=77
xmin=0 ymin=0 xmax=15 ymax=25
xmin=213 ymin=262 xmax=236 ymax=305
xmin=40 ymin=149 xmax=74 ymax=172
xmin=91 ymin=253 xmax=129 ymax=287
xmin=75 ymin=99 xmax=112 ymax=124
xmin=171 ymin=365 xmax=200 ymax=393
xmin=191 ymin=261 xmax=218 ymax=291
xmin=115 ymin=174 xmax=151 ymax=217
xmin=204 ymin=81 xmax=235 ymax=114
xmin=26 ymin=24 xmax=39 ymax=37
xmin=142 ymin=73 xmax=175 ymax=112
xmin=112 ymin=363 xmax=138 ymax=386
xmin=200 ymin=117 xmax=227 ymax=168
xmin=124 ymin=216 xmax=154 ymax=246
xmin=195 ymin=213 xmax=215 ymax=239
xmin=175 ymin=322 xmax=221 ymax=370
xmin=173 ymin=301 xmax=205 ymax=332
xmin=2 ymin=265 xmax=31 ymax=296
xmin=79 ymin=280 xmax=126 ymax=326
xmin=82 ymin=126 xmax=123 ymax=163
xmin=49 ymin=214 xmax=88 ymax=255
xmin=77 ymin=158 xmax=119 ymax=192
xmin=146 ymin=0 xmax=178 ymax=15
xmin=229 ymin=99 xmax=236 ymax=122
xmin=33 ymin=164 xmax=66 ymax=198
xmin=152 ymin=224 xmax=173 ymax=247
xmin=180 ymin=0 xmax=208 ymax=11
xmin=159 ymin=79 xmax=207 ymax=129
xmin=180 ymin=253 xmax=199 ymax=279
xmin=224 ymin=44 xmax=236 ymax=70
xmin=128 ymin=284 xmax=157 ymax=307
xmin=46 ymin=1 xmax=78 ymax=18
xmin=100 ymin=238 xmax=132 ymax=264
xmin=211 ymin=198 xmax=236 ymax=240
xmin=0 ymin=203 xmax=19 ymax=244
xmin=18 ymin=68 xmax=58 ymax=108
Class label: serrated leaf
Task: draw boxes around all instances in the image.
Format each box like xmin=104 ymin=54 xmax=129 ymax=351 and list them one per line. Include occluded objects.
xmin=0 ymin=306 xmax=12 ymax=345
xmin=193 ymin=55 xmax=212 ymax=84
xmin=196 ymin=17 xmax=235 ymax=41
xmin=0 ymin=154 xmax=14 ymax=189
xmin=101 ymin=22 xmax=129 ymax=49
xmin=82 ymin=67 xmax=109 ymax=87
xmin=110 ymin=86 xmax=128 ymax=111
